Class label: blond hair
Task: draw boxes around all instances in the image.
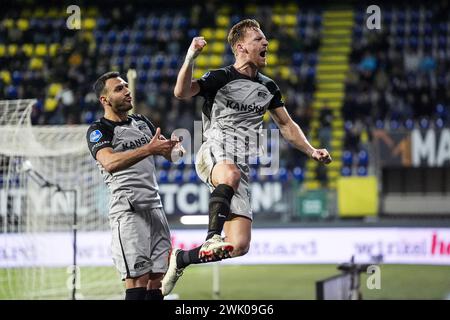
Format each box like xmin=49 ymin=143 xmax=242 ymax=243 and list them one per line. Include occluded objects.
xmin=227 ymin=19 xmax=260 ymax=55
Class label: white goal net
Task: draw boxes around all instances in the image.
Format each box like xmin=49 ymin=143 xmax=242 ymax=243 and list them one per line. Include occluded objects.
xmin=0 ymin=100 xmax=124 ymax=299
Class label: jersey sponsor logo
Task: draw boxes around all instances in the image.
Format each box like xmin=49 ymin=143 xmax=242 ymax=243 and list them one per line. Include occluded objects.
xmin=122 ymin=136 xmax=151 ymax=150
xmin=134 ymin=261 xmax=146 ymax=270
xmin=93 ymin=140 xmax=110 ymax=149
xmin=90 ymin=130 xmax=102 ymax=142
xmin=257 ymin=90 xmax=268 ymax=99
xmin=137 ymin=121 xmax=148 ymax=132
xmin=225 ymin=100 xmax=265 ymax=115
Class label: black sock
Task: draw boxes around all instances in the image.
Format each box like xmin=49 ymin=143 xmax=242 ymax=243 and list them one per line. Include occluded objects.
xmin=176 ymin=246 xmax=203 ymax=268
xmin=125 ymin=287 xmax=146 ymax=300
xmin=146 ymin=289 xmax=164 ymax=300
xmin=206 ymin=184 xmax=234 ymax=240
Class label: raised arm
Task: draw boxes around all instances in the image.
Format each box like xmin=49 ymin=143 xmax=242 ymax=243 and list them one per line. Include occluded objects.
xmin=269 ymin=107 xmax=332 ymax=164
xmin=174 ymin=37 xmax=207 ymax=99
xmin=96 ymin=128 xmax=178 ymax=173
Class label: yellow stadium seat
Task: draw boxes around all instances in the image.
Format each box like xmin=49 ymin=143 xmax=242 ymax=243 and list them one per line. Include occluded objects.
xmin=30 ymin=58 xmax=44 ymax=70
xmin=7 ymin=44 xmax=18 ymax=56
xmin=267 ymin=54 xmax=278 ymax=65
xmin=82 ymin=18 xmax=96 ymax=30
xmin=210 ymin=42 xmax=225 ymax=54
xmin=195 ymin=55 xmax=209 ymax=68
xmin=200 ymin=28 xmax=214 ymax=40
xmin=0 ymin=70 xmax=11 ymax=85
xmin=0 ymin=45 xmax=5 ymax=57
xmin=3 ymin=19 xmax=14 ymax=29
xmin=263 ymin=67 xmax=275 ymax=78
xmin=22 ymin=44 xmax=34 ymax=57
xmin=44 ymin=98 xmax=58 ymax=112
xmin=215 ymin=29 xmax=227 ymax=41
xmin=285 ymin=14 xmax=297 ymax=27
xmin=216 ymin=15 xmax=229 ymax=27
xmin=279 ymin=66 xmax=291 ymax=80
xmin=193 ymin=69 xmax=205 ymax=79
xmin=272 ymin=14 xmax=283 ymax=25
xmin=48 ymin=83 xmax=63 ymax=97
xmin=17 ymin=19 xmax=29 ymax=31
xmin=209 ymin=55 xmax=222 ymax=68
xmin=269 ymin=39 xmax=279 ymax=51
xmin=34 ymin=44 xmax=48 ymax=56
xmin=49 ymin=44 xmax=60 ymax=57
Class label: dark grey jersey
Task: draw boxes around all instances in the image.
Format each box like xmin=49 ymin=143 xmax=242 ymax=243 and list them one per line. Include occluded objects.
xmin=196 ymin=65 xmax=284 ymax=158
xmin=86 ymin=114 xmax=162 ymax=213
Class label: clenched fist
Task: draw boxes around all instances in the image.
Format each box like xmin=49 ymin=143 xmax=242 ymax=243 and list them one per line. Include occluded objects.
xmin=311 ymin=148 xmax=332 ymax=164
xmin=185 ymin=37 xmax=207 ymax=62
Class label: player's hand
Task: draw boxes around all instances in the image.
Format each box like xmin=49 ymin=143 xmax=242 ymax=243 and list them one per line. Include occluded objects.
xmin=311 ymin=148 xmax=332 ymax=164
xmin=147 ymin=128 xmax=178 ymax=156
xmin=158 ymin=132 xmax=185 ymax=162
xmin=186 ymin=37 xmax=207 ymax=62
xmin=169 ymin=133 xmax=186 ymax=162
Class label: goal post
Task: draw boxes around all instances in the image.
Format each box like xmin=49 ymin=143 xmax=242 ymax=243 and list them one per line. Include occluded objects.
xmin=0 ymin=99 xmax=122 ymax=299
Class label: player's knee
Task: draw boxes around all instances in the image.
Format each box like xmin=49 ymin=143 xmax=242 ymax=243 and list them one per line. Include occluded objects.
xmin=231 ymin=242 xmax=250 ymax=257
xmin=224 ymin=168 xmax=241 ymax=189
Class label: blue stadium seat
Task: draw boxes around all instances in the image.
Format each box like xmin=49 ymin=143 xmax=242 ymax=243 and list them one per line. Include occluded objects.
xmin=159 ymin=170 xmax=169 ymax=183
xmin=140 ymin=56 xmax=151 ymax=70
xmin=94 ymin=31 xmax=104 ymax=44
xmin=136 ymin=17 xmax=146 ymax=31
xmin=107 ymin=31 xmax=117 ymax=44
xmin=292 ymin=52 xmax=303 ymax=67
xmin=6 ymin=85 xmax=18 ymax=99
xmin=419 ymin=118 xmax=430 ymax=129
xmin=436 ymin=104 xmax=448 ymax=120
xmin=277 ymin=167 xmax=289 ymax=182
xmin=341 ymin=166 xmax=352 ymax=176
xmin=169 ymin=56 xmax=179 ymax=69
xmin=357 ymin=150 xmax=369 ymax=167
xmin=138 ymin=71 xmax=148 ymax=84
xmin=162 ymin=159 xmax=171 ymax=170
xmin=293 ymin=167 xmax=304 ymax=182
xmin=12 ymin=71 xmax=22 ymax=85
xmin=342 ymin=150 xmax=353 ymax=166
xmin=389 ymin=120 xmax=400 ymax=130
xmin=84 ymin=111 xmax=95 ymax=124
xmin=133 ymin=31 xmax=144 ymax=43
xmin=173 ymin=170 xmax=184 ymax=183
xmin=250 ymin=167 xmax=258 ymax=180
xmin=120 ymin=31 xmax=130 ymax=44
xmin=188 ymin=169 xmax=198 ymax=182
xmin=188 ymin=28 xmax=198 ymax=39
xmin=357 ymin=166 xmax=368 ymax=176
xmin=150 ymin=17 xmax=160 ymax=30
xmin=435 ymin=118 xmax=445 ymax=128
xmin=404 ymin=118 xmax=415 ymax=130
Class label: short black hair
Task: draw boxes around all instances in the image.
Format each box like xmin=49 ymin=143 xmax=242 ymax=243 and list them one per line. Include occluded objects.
xmin=93 ymin=71 xmax=120 ymax=98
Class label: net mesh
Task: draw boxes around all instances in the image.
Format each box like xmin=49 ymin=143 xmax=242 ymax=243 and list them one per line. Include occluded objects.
xmin=0 ymin=100 xmax=123 ymax=299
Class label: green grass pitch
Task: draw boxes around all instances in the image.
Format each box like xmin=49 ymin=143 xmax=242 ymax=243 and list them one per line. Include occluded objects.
xmin=1 ymin=264 xmax=449 ymax=300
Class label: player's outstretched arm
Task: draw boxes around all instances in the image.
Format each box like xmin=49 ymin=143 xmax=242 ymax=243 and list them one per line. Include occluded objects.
xmin=269 ymin=107 xmax=332 ymax=164
xmin=174 ymin=37 xmax=207 ymax=99
xmin=96 ymin=128 xmax=178 ymax=173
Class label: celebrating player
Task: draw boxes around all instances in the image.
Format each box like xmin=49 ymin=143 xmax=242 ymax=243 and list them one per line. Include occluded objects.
xmin=86 ymin=71 xmax=182 ymax=300
xmin=161 ymin=19 xmax=332 ymax=295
